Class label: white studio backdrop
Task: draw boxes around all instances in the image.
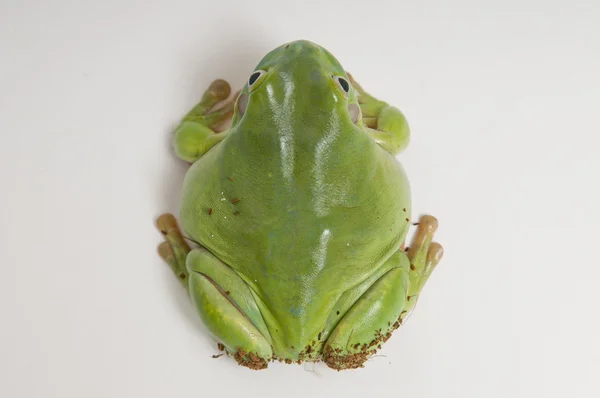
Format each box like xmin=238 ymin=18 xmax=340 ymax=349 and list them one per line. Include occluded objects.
xmin=1 ymin=1 xmax=599 ymax=397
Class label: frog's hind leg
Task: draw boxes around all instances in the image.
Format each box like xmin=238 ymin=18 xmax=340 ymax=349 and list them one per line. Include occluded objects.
xmin=186 ymin=248 xmax=273 ymax=370
xmin=322 ymin=251 xmax=410 ymax=370
xmin=322 ymin=215 xmax=443 ymax=371
xmin=347 ymin=73 xmax=410 ymax=155
xmin=173 ymin=79 xmax=239 ymax=163
xmin=156 ymin=213 xmax=273 ymax=369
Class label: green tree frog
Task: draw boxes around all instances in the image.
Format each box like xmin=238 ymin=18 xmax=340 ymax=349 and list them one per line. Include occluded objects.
xmin=157 ymin=40 xmax=443 ymax=370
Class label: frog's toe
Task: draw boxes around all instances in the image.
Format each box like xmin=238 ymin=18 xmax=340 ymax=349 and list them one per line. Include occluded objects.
xmin=207 ymin=79 xmax=231 ymax=102
xmin=156 ymin=213 xmax=191 ymax=286
xmin=404 ymin=215 xmax=444 ymax=315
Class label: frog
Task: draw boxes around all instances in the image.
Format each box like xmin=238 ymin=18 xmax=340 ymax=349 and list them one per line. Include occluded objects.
xmin=156 ymin=40 xmax=443 ymax=371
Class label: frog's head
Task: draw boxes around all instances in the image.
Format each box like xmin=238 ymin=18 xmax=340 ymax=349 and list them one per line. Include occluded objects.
xmin=231 ymin=40 xmax=361 ymax=131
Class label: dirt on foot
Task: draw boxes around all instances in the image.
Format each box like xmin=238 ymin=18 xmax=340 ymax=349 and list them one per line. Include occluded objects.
xmin=322 ymin=345 xmax=372 ymax=371
xmin=233 ymin=348 xmax=268 ymax=370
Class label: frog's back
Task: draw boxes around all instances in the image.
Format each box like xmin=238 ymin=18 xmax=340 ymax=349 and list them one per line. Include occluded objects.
xmin=180 ymin=119 xmax=410 ymax=354
xmin=179 ymin=40 xmax=411 ymax=354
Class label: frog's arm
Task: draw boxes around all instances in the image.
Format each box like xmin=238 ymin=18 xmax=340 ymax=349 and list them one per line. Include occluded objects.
xmin=348 ymin=73 xmax=410 ymax=155
xmin=173 ymin=80 xmax=238 ymax=163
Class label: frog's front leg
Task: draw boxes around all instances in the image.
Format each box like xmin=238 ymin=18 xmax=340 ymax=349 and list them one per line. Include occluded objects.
xmin=348 ymin=73 xmax=410 ymax=155
xmin=173 ymin=79 xmax=238 ymax=162
xmin=156 ymin=214 xmax=273 ymax=370
xmin=323 ymin=216 xmax=443 ymax=371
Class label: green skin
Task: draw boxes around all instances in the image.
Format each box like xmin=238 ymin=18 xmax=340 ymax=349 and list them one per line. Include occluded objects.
xmin=157 ymin=40 xmax=443 ymax=370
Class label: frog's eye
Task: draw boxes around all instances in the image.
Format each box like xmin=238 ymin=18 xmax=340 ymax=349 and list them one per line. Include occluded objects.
xmin=335 ymin=76 xmax=350 ymax=94
xmin=248 ymin=70 xmax=266 ymax=88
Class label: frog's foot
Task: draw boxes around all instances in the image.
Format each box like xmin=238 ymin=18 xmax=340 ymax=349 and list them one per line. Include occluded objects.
xmin=186 ymin=248 xmax=273 ymax=370
xmin=347 ymin=72 xmax=410 ymax=155
xmin=156 ymin=213 xmax=191 ymax=287
xmin=323 ymin=251 xmax=410 ymax=371
xmin=173 ymin=79 xmax=239 ymax=163
xmin=404 ymin=215 xmax=444 ymax=317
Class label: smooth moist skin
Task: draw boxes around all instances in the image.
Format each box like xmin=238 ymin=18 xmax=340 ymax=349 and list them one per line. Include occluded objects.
xmin=158 ymin=40 xmax=443 ymax=370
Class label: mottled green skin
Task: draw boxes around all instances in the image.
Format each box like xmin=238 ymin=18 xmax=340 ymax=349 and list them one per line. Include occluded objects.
xmin=179 ymin=41 xmax=410 ymax=360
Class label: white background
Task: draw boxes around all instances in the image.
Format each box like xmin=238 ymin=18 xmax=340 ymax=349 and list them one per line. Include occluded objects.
xmin=1 ymin=0 xmax=599 ymax=397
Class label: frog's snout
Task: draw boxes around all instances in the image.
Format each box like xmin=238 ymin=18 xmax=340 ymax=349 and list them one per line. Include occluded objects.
xmin=283 ymin=40 xmax=321 ymax=53
xmin=277 ymin=40 xmax=330 ymax=82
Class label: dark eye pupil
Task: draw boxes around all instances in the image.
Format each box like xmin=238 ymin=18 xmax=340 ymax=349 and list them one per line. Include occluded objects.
xmin=338 ymin=77 xmax=349 ymax=92
xmin=249 ymin=71 xmax=261 ymax=85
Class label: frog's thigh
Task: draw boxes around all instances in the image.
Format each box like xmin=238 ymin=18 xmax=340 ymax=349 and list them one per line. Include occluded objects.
xmin=323 ymin=251 xmax=410 ymax=371
xmin=186 ymin=248 xmax=272 ymax=369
